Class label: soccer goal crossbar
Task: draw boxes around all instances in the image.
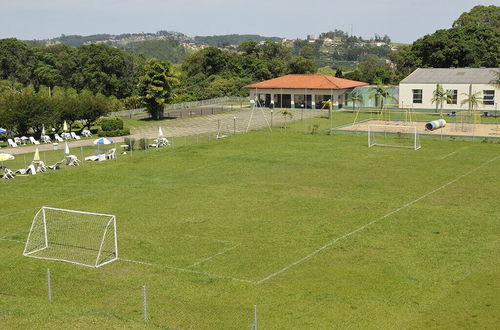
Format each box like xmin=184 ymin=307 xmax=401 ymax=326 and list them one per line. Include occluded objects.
xmin=23 ymin=206 xmax=118 ymax=268
xmin=368 ymin=124 xmax=421 ymax=150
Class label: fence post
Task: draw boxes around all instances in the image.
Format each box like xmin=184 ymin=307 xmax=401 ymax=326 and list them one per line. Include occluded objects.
xmin=47 ymin=269 xmax=52 ymax=303
xmin=143 ymin=285 xmax=148 ymax=322
xmin=252 ymin=305 xmax=257 ymax=330
xmin=233 ymin=117 xmax=236 ymax=136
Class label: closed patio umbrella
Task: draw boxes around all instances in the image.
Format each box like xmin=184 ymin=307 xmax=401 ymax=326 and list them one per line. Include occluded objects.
xmin=33 ymin=148 xmax=40 ymax=161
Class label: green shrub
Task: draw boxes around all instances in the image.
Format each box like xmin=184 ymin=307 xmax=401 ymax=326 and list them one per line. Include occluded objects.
xmin=100 ymin=117 xmax=124 ymax=131
xmin=124 ymin=137 xmax=136 ymax=151
xmin=97 ymin=128 xmax=130 ymax=137
xmin=138 ymin=137 xmax=149 ymax=150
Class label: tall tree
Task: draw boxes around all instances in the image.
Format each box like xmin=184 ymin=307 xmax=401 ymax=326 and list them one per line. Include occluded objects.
xmin=138 ymin=59 xmax=178 ymax=120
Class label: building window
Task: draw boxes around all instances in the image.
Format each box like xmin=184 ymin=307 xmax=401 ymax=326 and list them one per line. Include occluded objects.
xmin=412 ymin=89 xmax=423 ymax=104
xmin=483 ymin=90 xmax=495 ymax=105
xmin=447 ymin=89 xmax=457 ymax=104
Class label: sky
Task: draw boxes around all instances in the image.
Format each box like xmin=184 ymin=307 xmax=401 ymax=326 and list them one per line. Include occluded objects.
xmin=0 ymin=0 xmax=497 ymax=43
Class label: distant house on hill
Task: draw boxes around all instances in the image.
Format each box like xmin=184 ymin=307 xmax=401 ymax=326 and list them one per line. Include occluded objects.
xmin=399 ymin=68 xmax=499 ymax=112
xmin=244 ymin=74 xmax=368 ymax=109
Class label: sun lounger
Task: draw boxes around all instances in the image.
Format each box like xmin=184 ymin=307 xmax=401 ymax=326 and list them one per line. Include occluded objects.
xmin=47 ymin=160 xmax=63 ymax=170
xmin=54 ymin=134 xmax=64 ymax=142
xmin=70 ymin=132 xmax=81 ymax=140
xmin=29 ymin=136 xmax=40 ymax=145
xmin=7 ymin=138 xmax=18 ymax=148
xmin=1 ymin=166 xmax=15 ymax=179
xmin=41 ymin=135 xmax=51 ymax=143
xmin=13 ymin=137 xmax=21 ymax=145
xmin=15 ymin=164 xmax=37 ymax=175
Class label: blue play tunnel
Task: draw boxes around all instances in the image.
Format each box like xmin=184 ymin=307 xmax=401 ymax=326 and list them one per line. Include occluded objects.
xmin=425 ymin=119 xmax=446 ymax=131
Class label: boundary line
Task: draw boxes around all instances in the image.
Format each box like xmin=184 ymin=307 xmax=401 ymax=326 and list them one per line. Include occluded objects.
xmin=120 ymin=258 xmax=255 ymax=284
xmin=257 ymin=153 xmax=500 ymax=284
xmin=186 ymin=243 xmax=241 ymax=268
xmin=440 ymin=151 xmax=457 ymax=160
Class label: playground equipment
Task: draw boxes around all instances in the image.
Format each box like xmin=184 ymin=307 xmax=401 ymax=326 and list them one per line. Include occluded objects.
xmin=425 ymin=119 xmax=446 ymax=131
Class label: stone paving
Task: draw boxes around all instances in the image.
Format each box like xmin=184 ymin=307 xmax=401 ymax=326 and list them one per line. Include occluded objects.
xmin=1 ymin=107 xmax=325 ymax=155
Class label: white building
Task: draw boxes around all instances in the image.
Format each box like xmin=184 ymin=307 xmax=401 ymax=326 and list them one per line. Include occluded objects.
xmin=399 ymin=68 xmax=499 ymax=112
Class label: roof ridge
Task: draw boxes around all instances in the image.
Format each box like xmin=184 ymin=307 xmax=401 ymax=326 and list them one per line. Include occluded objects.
xmin=322 ymin=75 xmax=339 ymax=89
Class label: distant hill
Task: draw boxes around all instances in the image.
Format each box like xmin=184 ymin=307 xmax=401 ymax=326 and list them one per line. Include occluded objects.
xmin=194 ymin=34 xmax=282 ymax=47
xmin=34 ymin=30 xmax=189 ymax=47
xmin=118 ymin=38 xmax=188 ymax=63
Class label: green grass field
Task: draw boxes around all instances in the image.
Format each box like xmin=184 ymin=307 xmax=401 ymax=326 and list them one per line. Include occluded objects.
xmin=1 ymin=116 xmax=499 ymax=329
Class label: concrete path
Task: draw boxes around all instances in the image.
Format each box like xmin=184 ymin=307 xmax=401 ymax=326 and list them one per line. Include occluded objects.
xmin=2 ymin=108 xmax=325 ymax=155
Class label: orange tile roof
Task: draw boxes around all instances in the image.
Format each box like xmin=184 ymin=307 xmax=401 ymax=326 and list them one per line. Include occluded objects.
xmin=244 ymin=74 xmax=368 ymax=90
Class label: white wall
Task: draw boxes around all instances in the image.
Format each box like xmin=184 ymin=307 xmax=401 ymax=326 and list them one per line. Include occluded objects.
xmin=247 ymin=88 xmax=347 ymax=108
xmin=399 ymin=83 xmax=499 ymax=112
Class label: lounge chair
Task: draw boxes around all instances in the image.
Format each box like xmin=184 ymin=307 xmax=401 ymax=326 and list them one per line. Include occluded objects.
xmin=70 ymin=132 xmax=81 ymax=140
xmin=13 ymin=137 xmax=21 ymax=145
xmin=81 ymin=129 xmax=92 ymax=137
xmin=65 ymin=155 xmax=80 ymax=166
xmin=1 ymin=166 xmax=15 ymax=179
xmin=47 ymin=160 xmax=63 ymax=170
xmin=7 ymin=138 xmax=18 ymax=148
xmin=15 ymin=164 xmax=37 ymax=175
xmin=29 ymin=136 xmax=40 ymax=145
xmin=85 ymin=154 xmax=106 ymax=161
xmin=41 ymin=135 xmax=51 ymax=143
xmin=54 ymin=134 xmax=64 ymax=142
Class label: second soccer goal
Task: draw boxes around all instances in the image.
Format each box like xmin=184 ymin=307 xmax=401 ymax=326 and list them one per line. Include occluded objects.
xmin=23 ymin=207 xmax=118 ymax=268
xmin=368 ymin=124 xmax=421 ymax=150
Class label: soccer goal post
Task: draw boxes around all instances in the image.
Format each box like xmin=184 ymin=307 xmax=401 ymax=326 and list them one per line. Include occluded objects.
xmin=23 ymin=207 xmax=118 ymax=268
xmin=368 ymin=124 xmax=421 ymax=150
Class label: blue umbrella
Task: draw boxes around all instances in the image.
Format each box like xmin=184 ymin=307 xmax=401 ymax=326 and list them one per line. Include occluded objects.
xmin=0 ymin=128 xmax=6 ymax=134
xmin=93 ymin=137 xmax=113 ymax=145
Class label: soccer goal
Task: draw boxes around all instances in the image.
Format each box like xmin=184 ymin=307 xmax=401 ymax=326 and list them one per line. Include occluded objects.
xmin=23 ymin=207 xmax=118 ymax=268
xmin=368 ymin=124 xmax=421 ymax=150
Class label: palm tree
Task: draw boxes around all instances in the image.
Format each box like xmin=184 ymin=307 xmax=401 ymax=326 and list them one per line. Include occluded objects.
xmin=431 ymin=84 xmax=452 ymax=117
xmin=460 ymin=90 xmax=482 ymax=112
xmin=368 ymin=79 xmax=396 ymax=113
xmin=347 ymin=90 xmax=363 ymax=111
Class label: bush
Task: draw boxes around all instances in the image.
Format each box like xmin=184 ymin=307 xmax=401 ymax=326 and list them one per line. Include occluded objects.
xmin=100 ymin=117 xmax=124 ymax=131
xmin=124 ymin=137 xmax=136 ymax=151
xmin=97 ymin=128 xmax=130 ymax=137
xmin=138 ymin=137 xmax=149 ymax=150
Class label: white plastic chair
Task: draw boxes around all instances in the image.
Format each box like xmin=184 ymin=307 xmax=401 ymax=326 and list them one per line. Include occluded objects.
xmin=65 ymin=155 xmax=80 ymax=166
xmin=81 ymin=129 xmax=92 ymax=137
xmin=29 ymin=136 xmax=40 ymax=145
xmin=13 ymin=137 xmax=21 ymax=145
xmin=54 ymin=134 xmax=64 ymax=142
xmin=106 ymin=148 xmax=116 ymax=159
xmin=41 ymin=135 xmax=51 ymax=143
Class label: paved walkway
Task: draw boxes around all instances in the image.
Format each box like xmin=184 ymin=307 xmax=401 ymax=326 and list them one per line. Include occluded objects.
xmin=2 ymin=108 xmax=324 ymax=155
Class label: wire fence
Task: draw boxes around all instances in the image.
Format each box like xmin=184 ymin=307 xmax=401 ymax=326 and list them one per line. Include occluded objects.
xmin=0 ymin=264 xmax=257 ymax=329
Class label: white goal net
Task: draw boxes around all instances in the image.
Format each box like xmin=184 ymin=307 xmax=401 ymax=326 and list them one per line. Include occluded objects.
xmin=368 ymin=124 xmax=421 ymax=150
xmin=23 ymin=207 xmax=118 ymax=268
